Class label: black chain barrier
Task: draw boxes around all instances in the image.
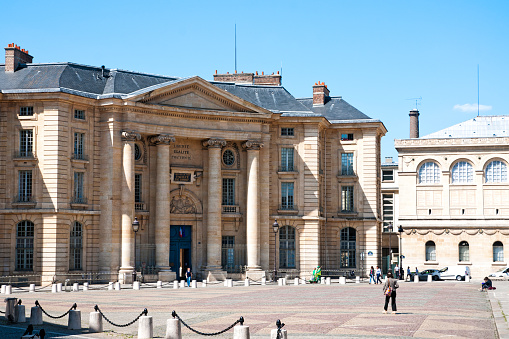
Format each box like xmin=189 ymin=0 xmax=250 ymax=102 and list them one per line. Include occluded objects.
xmin=275 ymin=319 xmax=285 ymax=339
xmin=140 ymin=282 xmax=157 ymax=288
xmin=172 ymin=310 xmax=243 ymax=336
xmin=94 ymin=305 xmax=147 ymax=327
xmin=34 ymin=282 xmax=54 ymax=291
xmin=35 ymin=300 xmax=77 ymax=319
xmin=87 ymin=283 xmax=113 ymax=290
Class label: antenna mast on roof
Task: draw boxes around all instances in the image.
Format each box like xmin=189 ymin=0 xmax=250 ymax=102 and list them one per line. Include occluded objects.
xmin=477 ymin=64 xmax=480 ymax=117
xmin=406 ymin=96 xmax=422 ymax=109
xmin=234 ymin=23 xmax=237 ymax=72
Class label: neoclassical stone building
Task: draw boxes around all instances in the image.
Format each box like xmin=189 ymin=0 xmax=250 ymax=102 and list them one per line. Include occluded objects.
xmin=396 ymin=113 xmax=509 ymax=278
xmin=0 ymin=44 xmax=386 ymax=283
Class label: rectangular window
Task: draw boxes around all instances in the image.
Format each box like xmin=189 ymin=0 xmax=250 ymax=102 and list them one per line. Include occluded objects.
xmin=19 ymin=129 xmax=34 ymax=157
xmin=73 ymin=132 xmax=85 ymax=160
xmin=281 ymin=182 xmax=294 ymax=209
xmin=341 ymin=186 xmax=354 ymax=212
xmin=280 ymin=147 xmax=294 ymax=171
xmin=221 ymin=236 xmax=235 ymax=271
xmin=70 ymin=223 xmax=83 ymax=270
xmin=16 ymin=222 xmax=34 ymax=271
xmin=19 ymin=106 xmax=34 ymax=116
xmin=341 ymin=133 xmax=354 ymax=141
xmin=222 ymin=178 xmax=235 ymax=205
xmin=18 ymin=170 xmax=32 ymax=202
xmin=341 ymin=153 xmax=354 ymax=175
xmin=281 ymin=127 xmax=294 ymax=136
xmin=382 ymin=194 xmax=394 ymax=231
xmin=135 ymin=174 xmax=142 ymax=203
xmin=74 ymin=109 xmax=85 ymax=120
xmin=382 ymin=169 xmax=394 ymax=181
xmin=73 ymin=172 xmax=84 ymax=202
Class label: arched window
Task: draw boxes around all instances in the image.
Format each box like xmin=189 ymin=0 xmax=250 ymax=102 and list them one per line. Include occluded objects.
xmin=16 ymin=220 xmax=34 ymax=271
xmin=494 ymin=241 xmax=504 ymax=262
xmin=459 ymin=241 xmax=470 ymax=262
xmin=340 ymin=227 xmax=356 ymax=268
xmin=418 ymin=162 xmax=441 ymax=184
xmin=452 ymin=161 xmax=474 ymax=184
xmin=425 ymin=241 xmax=436 ymax=261
xmin=279 ymin=226 xmax=296 ymax=268
xmin=486 ymin=161 xmax=508 ymax=183
xmin=70 ymin=221 xmax=83 ymax=270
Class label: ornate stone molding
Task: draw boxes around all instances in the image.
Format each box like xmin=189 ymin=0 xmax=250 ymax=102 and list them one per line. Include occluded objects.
xmin=242 ymin=140 xmax=264 ymax=150
xmin=396 ymin=137 xmax=509 ymax=148
xmin=121 ymin=130 xmax=141 ymax=142
xmin=170 ymin=195 xmax=197 ymax=214
xmin=202 ymin=138 xmax=227 ymax=148
xmin=149 ymin=134 xmax=175 ymax=145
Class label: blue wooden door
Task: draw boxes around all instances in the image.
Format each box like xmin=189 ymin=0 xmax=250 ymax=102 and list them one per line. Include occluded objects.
xmin=170 ymin=226 xmax=192 ymax=279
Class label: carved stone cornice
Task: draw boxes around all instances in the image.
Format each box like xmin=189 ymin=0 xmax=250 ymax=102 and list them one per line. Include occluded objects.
xmin=121 ymin=130 xmax=141 ymax=142
xmin=242 ymin=140 xmax=264 ymax=150
xmin=149 ymin=134 xmax=175 ymax=145
xmin=396 ymin=137 xmax=509 ymax=148
xmin=202 ymin=138 xmax=227 ymax=149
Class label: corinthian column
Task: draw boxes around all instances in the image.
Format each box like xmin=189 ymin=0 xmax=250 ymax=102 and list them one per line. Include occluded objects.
xmin=149 ymin=134 xmax=175 ymax=280
xmin=119 ymin=130 xmax=140 ymax=282
xmin=243 ymin=140 xmax=264 ymax=276
xmin=202 ymin=138 xmax=226 ymax=280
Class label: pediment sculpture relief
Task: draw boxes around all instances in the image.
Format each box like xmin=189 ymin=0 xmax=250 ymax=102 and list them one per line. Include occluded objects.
xmin=170 ymin=195 xmax=197 ymax=214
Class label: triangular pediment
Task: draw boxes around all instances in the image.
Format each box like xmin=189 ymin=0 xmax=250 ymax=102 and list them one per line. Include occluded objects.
xmin=128 ymin=76 xmax=270 ymax=114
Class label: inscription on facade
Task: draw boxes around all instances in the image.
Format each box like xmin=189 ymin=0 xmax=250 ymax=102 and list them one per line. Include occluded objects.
xmin=172 ymin=143 xmax=191 ymax=161
xmin=174 ymin=173 xmax=191 ymax=182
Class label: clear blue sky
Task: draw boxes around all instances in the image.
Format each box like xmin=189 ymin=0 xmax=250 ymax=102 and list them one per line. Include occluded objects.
xmin=2 ymin=1 xmax=508 ymax=160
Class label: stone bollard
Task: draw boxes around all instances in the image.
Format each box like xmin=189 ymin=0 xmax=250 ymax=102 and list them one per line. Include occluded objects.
xmin=1 ymin=285 xmax=4 ymax=294
xmin=339 ymin=277 xmax=346 ymax=285
xmin=89 ymin=311 xmax=103 ymax=333
xmin=227 ymin=279 xmax=233 ymax=288
xmin=224 ymin=280 xmax=228 ymax=287
xmin=165 ymin=318 xmax=181 ymax=339
xmin=29 ymin=284 xmax=35 ymax=292
xmin=179 ymin=280 xmax=185 ymax=288
xmin=261 ymin=277 xmax=266 ymax=285
xmin=326 ymin=277 xmax=331 ymax=285
xmin=5 ymin=285 xmax=12 ymax=295
xmin=278 ymin=279 xmax=282 ymax=286
xmin=73 ymin=283 xmax=79 ymax=292
xmin=108 ymin=282 xmax=114 ymax=290
xmin=15 ymin=304 xmax=26 ymax=323
xmin=244 ymin=278 xmax=250 ymax=287
xmin=271 ymin=329 xmax=288 ymax=339
xmin=427 ymin=275 xmax=432 ymax=283
xmin=191 ymin=280 xmax=197 ymax=288
xmin=30 ymin=306 xmax=43 ymax=325
xmin=138 ymin=315 xmax=153 ymax=339
xmin=320 ymin=277 xmax=325 ymax=284
xmin=83 ymin=282 xmax=89 ymax=291
xmin=133 ymin=281 xmax=141 ymax=290
xmin=356 ymin=276 xmax=360 ymax=284
xmin=114 ymin=282 xmax=121 ymax=290
xmin=202 ymin=280 xmax=207 ymax=287
xmin=414 ymin=275 xmax=419 ymax=283
xmin=465 ymin=275 xmax=470 ymax=282
xmin=233 ymin=324 xmax=250 ymax=339
xmin=57 ymin=283 xmax=63 ymax=292
xmin=157 ymin=281 xmax=162 ymax=289
xmin=173 ymin=280 xmax=179 ymax=289
xmin=51 ymin=284 xmax=57 ymax=293
xmin=294 ymin=278 xmax=299 ymax=286
xmin=68 ymin=309 xmax=81 ymax=330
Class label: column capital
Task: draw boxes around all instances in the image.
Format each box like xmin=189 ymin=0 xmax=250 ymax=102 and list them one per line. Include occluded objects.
xmin=121 ymin=130 xmax=141 ymax=142
xmin=242 ymin=140 xmax=264 ymax=150
xmin=149 ymin=134 xmax=175 ymax=145
xmin=202 ymin=138 xmax=227 ymax=149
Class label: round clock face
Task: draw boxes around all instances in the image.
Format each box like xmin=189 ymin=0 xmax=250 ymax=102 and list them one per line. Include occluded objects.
xmin=223 ymin=149 xmax=235 ymax=166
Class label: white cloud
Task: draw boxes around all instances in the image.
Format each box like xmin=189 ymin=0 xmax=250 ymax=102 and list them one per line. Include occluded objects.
xmin=453 ymin=103 xmax=492 ymax=112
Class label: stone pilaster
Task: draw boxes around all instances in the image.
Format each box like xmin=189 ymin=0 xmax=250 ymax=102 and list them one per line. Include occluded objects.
xmin=202 ymin=138 xmax=226 ymax=281
xmin=243 ymin=140 xmax=265 ymax=278
xmin=149 ymin=134 xmax=176 ymax=282
xmin=119 ymin=130 xmax=140 ymax=283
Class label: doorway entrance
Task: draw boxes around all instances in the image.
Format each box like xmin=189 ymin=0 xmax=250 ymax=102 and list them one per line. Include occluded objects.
xmin=170 ymin=225 xmax=191 ymax=280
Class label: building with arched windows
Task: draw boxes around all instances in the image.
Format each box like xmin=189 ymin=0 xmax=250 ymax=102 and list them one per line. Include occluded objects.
xmin=0 ymin=44 xmax=386 ymax=283
xmin=395 ymin=114 xmax=509 ymax=278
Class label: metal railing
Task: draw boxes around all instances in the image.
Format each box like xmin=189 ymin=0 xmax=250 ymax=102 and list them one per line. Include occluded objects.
xmin=278 ymin=204 xmax=297 ymax=211
xmin=278 ymin=165 xmax=296 ymax=172
xmin=70 ymin=196 xmax=87 ymax=204
xmin=71 ymin=153 xmax=88 ymax=161
xmin=13 ymin=150 xmax=36 ymax=159
xmin=13 ymin=195 xmax=35 ymax=204
xmin=135 ymin=202 xmax=146 ymax=211
xmin=222 ymin=205 xmax=239 ymax=213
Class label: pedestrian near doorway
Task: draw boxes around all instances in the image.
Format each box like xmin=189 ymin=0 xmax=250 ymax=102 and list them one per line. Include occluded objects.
xmin=383 ymin=272 xmax=399 ymax=314
xmin=186 ymin=267 xmax=192 ymax=287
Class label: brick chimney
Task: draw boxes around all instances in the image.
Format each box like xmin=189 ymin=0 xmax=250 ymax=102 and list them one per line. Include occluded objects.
xmin=313 ymin=81 xmax=330 ymax=106
xmin=409 ymin=109 xmax=420 ymax=138
xmin=213 ymin=70 xmax=281 ymax=86
xmin=5 ymin=43 xmax=33 ymax=72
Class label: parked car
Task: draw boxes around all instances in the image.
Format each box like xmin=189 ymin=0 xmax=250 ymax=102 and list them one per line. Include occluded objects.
xmin=489 ymin=267 xmax=509 ymax=278
xmin=411 ymin=269 xmax=441 ymax=281
xmin=439 ymin=266 xmax=471 ymax=281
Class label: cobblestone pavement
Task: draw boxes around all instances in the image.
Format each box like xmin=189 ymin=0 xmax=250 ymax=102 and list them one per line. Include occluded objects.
xmin=0 ymin=279 xmax=500 ymax=338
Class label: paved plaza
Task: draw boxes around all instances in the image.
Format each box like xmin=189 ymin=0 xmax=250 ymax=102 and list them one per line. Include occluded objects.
xmin=0 ymin=279 xmax=506 ymax=338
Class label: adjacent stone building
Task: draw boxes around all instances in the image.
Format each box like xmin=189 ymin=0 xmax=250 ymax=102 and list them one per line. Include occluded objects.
xmin=0 ymin=44 xmax=386 ymax=283
xmin=396 ymin=113 xmax=509 ymax=278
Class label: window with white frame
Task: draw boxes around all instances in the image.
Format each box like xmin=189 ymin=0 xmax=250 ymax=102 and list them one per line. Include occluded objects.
xmin=73 ymin=172 xmax=85 ymax=203
xmin=382 ymin=169 xmax=394 ymax=181
xmin=382 ymin=194 xmax=394 ymax=231
xmin=341 ymin=153 xmax=354 ymax=175
xmin=73 ymin=132 xmax=85 ymax=160
xmin=425 ymin=241 xmax=436 ymax=261
xmin=281 ymin=147 xmax=294 ymax=171
xmin=493 ymin=241 xmax=504 ymax=262
xmin=19 ymin=129 xmax=33 ymax=157
xmin=222 ymin=178 xmax=235 ymax=205
xmin=340 ymin=227 xmax=356 ymax=268
xmin=341 ymin=186 xmax=354 ymax=212
xmin=451 ymin=161 xmax=473 ymax=184
xmin=459 ymin=241 xmax=470 ymax=262
xmin=18 ymin=170 xmax=32 ymax=202
xmin=418 ymin=162 xmax=441 ymax=184
xmin=16 ymin=220 xmax=34 ymax=271
xmin=281 ymin=182 xmax=294 ymax=210
xmin=70 ymin=221 xmax=83 ymax=270
xmin=486 ymin=161 xmax=508 ymax=183
xmin=279 ymin=226 xmax=296 ymax=268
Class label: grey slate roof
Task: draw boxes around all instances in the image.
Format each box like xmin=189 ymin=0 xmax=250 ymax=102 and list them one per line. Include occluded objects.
xmin=422 ymin=115 xmax=509 ymax=138
xmin=297 ymin=97 xmax=373 ymax=121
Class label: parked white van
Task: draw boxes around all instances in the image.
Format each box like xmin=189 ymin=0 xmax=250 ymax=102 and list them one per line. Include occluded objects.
xmin=439 ymin=266 xmax=471 ymax=281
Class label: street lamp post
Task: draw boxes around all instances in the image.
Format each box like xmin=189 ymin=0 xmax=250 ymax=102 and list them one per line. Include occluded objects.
xmin=388 ymin=223 xmax=393 ymax=274
xmin=272 ymin=219 xmax=280 ymax=282
xmin=398 ymin=225 xmax=404 ymax=280
xmin=132 ymin=217 xmax=140 ymax=283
